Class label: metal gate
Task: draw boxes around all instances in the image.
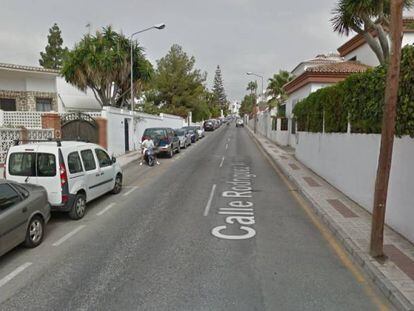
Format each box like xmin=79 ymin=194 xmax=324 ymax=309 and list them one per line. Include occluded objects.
xmin=61 ymin=112 xmax=98 ymax=143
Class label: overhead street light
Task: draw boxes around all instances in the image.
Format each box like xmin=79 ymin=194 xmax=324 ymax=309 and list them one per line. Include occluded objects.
xmin=130 ymin=23 xmax=166 ymax=112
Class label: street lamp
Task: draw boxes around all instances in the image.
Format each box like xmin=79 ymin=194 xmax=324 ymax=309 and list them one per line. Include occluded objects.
xmin=246 ymin=72 xmax=264 ymax=134
xmin=130 ymin=23 xmax=166 ymax=112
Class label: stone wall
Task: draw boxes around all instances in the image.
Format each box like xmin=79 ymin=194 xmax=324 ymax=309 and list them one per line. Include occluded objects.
xmin=0 ymin=89 xmax=58 ymax=111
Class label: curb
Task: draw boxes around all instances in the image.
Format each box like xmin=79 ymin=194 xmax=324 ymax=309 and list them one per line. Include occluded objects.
xmin=247 ymin=127 xmax=414 ymax=311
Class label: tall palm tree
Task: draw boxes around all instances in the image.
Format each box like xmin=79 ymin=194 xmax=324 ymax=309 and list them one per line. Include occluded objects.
xmin=246 ymin=81 xmax=258 ymax=94
xmin=266 ymin=70 xmax=293 ymax=109
xmin=331 ymin=0 xmax=413 ymax=64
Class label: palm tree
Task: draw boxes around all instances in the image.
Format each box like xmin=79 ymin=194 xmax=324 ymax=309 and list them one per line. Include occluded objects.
xmin=331 ymin=0 xmax=413 ymax=64
xmin=266 ymin=70 xmax=293 ymax=109
xmin=246 ymin=81 xmax=258 ymax=94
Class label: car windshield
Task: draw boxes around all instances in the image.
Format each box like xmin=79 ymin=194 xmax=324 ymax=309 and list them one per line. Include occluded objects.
xmin=175 ymin=130 xmax=185 ymax=136
xmin=8 ymin=152 xmax=56 ymax=177
xmin=144 ymin=129 xmax=165 ymax=137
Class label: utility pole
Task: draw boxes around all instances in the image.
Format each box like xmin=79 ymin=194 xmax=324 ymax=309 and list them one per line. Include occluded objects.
xmin=370 ymin=0 xmax=404 ymax=258
xmin=254 ymin=82 xmax=258 ymax=134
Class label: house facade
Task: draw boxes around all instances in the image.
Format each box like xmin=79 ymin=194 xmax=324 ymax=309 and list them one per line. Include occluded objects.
xmin=337 ymin=18 xmax=414 ymax=66
xmin=282 ymin=55 xmax=369 ymax=148
xmin=0 ymin=63 xmax=59 ymax=112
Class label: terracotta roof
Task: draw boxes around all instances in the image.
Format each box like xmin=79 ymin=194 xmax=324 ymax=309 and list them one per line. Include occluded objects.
xmin=338 ymin=17 xmax=414 ymax=56
xmin=284 ymin=61 xmax=370 ymax=95
xmin=0 ymin=63 xmax=59 ymax=74
xmin=306 ymin=61 xmax=370 ymax=73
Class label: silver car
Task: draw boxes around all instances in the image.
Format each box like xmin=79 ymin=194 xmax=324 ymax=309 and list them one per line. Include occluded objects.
xmin=0 ymin=180 xmax=50 ymax=257
xmin=175 ymin=129 xmax=192 ymax=149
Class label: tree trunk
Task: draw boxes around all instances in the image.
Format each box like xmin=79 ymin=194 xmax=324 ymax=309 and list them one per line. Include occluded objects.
xmin=370 ymin=0 xmax=404 ymax=258
xmin=362 ymin=32 xmax=386 ymax=64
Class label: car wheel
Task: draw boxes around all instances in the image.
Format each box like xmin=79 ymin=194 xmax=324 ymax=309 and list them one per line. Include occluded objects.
xmin=112 ymin=174 xmax=122 ymax=194
xmin=168 ymin=148 xmax=174 ymax=158
xmin=24 ymin=216 xmax=44 ymax=248
xmin=69 ymin=193 xmax=86 ymax=220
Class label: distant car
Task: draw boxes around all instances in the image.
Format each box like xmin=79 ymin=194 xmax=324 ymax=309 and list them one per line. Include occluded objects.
xmin=195 ymin=126 xmax=205 ymax=138
xmin=5 ymin=141 xmax=123 ymax=220
xmin=0 ymin=180 xmax=50 ymax=257
xmin=182 ymin=126 xmax=200 ymax=141
xmin=142 ymin=127 xmax=180 ymax=158
xmin=175 ymin=129 xmax=191 ymax=149
xmin=236 ymin=119 xmax=244 ymax=127
xmin=204 ymin=120 xmax=215 ymax=131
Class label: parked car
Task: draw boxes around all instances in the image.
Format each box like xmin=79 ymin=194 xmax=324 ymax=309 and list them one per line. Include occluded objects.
xmin=204 ymin=120 xmax=215 ymax=131
xmin=182 ymin=126 xmax=200 ymax=141
xmin=5 ymin=141 xmax=123 ymax=220
xmin=175 ymin=129 xmax=192 ymax=149
xmin=142 ymin=127 xmax=180 ymax=158
xmin=0 ymin=180 xmax=50 ymax=256
xmin=195 ymin=126 xmax=205 ymax=139
xmin=236 ymin=118 xmax=244 ymax=127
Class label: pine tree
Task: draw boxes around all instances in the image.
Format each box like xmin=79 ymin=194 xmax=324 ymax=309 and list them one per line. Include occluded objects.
xmin=39 ymin=23 xmax=68 ymax=70
xmin=212 ymin=65 xmax=228 ymax=109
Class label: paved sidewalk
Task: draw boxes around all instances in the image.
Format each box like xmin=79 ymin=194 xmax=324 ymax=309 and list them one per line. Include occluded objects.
xmin=247 ymin=127 xmax=414 ymax=311
xmin=117 ymin=150 xmax=140 ymax=168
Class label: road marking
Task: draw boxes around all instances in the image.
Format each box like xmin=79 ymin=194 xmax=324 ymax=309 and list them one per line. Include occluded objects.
xmin=219 ymin=156 xmax=225 ymax=168
xmin=203 ymin=184 xmax=217 ymax=216
xmin=52 ymin=225 xmax=85 ymax=247
xmin=250 ymin=132 xmax=390 ymax=310
xmin=0 ymin=262 xmax=32 ymax=288
xmin=96 ymin=203 xmax=116 ymax=216
xmin=225 ymin=143 xmax=228 ymax=150
xmin=123 ymin=187 xmax=137 ymax=197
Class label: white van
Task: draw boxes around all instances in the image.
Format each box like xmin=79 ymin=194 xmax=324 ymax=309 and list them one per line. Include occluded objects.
xmin=4 ymin=141 xmax=123 ymax=219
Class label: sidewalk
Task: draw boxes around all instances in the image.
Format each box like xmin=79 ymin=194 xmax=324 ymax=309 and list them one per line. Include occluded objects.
xmin=247 ymin=127 xmax=414 ymax=311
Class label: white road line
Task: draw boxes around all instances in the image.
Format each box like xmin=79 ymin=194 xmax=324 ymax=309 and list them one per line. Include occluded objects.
xmin=52 ymin=225 xmax=85 ymax=247
xmin=219 ymin=156 xmax=225 ymax=168
xmin=203 ymin=184 xmax=217 ymax=216
xmin=96 ymin=203 xmax=116 ymax=216
xmin=225 ymin=143 xmax=229 ymax=150
xmin=0 ymin=262 xmax=32 ymax=288
xmin=123 ymin=187 xmax=137 ymax=197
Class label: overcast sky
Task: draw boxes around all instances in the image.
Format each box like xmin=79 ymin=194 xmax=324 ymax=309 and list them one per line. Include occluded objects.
xmin=0 ymin=0 xmax=348 ymax=101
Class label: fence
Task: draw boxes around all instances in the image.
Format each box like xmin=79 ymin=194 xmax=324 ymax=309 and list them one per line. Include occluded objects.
xmin=0 ymin=128 xmax=54 ymax=164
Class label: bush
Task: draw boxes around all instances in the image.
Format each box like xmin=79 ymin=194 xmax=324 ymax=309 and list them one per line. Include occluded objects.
xmin=293 ymin=45 xmax=414 ymax=137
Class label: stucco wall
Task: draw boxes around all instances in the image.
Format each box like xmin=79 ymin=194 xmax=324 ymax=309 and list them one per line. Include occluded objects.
xmin=102 ymin=107 xmax=185 ymax=157
xmin=296 ymin=132 xmax=414 ymax=243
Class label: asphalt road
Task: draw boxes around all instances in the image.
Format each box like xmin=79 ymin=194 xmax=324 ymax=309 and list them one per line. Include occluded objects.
xmin=0 ymin=125 xmax=391 ymax=310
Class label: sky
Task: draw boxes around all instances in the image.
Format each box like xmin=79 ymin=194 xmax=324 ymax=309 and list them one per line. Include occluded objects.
xmin=0 ymin=0 xmax=348 ymax=101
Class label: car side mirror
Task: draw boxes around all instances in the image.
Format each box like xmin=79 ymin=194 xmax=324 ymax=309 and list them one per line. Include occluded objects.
xmin=111 ymin=156 xmax=116 ymax=164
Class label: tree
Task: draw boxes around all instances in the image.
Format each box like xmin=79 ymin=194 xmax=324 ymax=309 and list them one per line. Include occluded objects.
xmin=331 ymin=0 xmax=413 ymax=64
xmin=239 ymin=94 xmax=255 ymax=116
xmin=370 ymin=0 xmax=404 ymax=258
xmin=266 ymin=70 xmax=293 ymax=109
xmin=212 ymin=65 xmax=228 ymax=110
xmin=39 ymin=23 xmax=68 ymax=69
xmin=246 ymin=81 xmax=258 ymax=94
xmin=151 ymin=44 xmax=207 ymax=120
xmin=61 ymin=26 xmax=153 ymax=108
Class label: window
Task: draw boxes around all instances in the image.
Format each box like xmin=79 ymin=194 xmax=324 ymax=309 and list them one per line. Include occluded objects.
xmin=68 ymin=152 xmax=83 ymax=174
xmin=9 ymin=152 xmax=56 ymax=177
xmin=9 ymin=153 xmax=36 ymax=176
xmin=0 ymin=184 xmax=21 ymax=211
xmin=80 ymin=150 xmax=96 ymax=171
xmin=95 ymin=149 xmax=112 ymax=168
xmin=0 ymin=98 xmax=16 ymax=111
xmin=36 ymin=98 xmax=52 ymax=112
xmin=37 ymin=153 xmax=56 ymax=177
xmin=14 ymin=184 xmax=29 ymax=199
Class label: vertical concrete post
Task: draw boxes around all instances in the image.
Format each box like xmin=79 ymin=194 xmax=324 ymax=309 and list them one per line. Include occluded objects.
xmin=41 ymin=113 xmax=61 ymax=139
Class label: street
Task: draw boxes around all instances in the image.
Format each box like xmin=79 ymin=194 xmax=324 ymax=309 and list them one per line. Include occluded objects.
xmin=0 ymin=125 xmax=391 ymax=310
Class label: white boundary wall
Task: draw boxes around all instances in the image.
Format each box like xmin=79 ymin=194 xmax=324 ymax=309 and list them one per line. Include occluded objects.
xmin=295 ymin=132 xmax=414 ymax=243
xmin=248 ymin=111 xmax=289 ymax=146
xmin=102 ymin=107 xmax=185 ymax=157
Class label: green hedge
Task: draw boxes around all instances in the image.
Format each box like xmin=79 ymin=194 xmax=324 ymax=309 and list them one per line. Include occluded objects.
xmin=293 ymin=45 xmax=414 ymax=137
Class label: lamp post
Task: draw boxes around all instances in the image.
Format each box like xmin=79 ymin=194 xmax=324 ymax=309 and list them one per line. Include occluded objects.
xmin=130 ymin=23 xmax=165 ymax=112
xmin=246 ymin=72 xmax=264 ymax=134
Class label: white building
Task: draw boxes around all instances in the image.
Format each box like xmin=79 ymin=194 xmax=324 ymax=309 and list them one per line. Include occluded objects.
xmin=337 ymin=18 xmax=414 ymax=66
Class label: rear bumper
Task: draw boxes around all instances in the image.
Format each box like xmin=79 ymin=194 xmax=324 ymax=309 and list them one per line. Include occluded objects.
xmin=51 ymin=194 xmax=76 ymax=212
